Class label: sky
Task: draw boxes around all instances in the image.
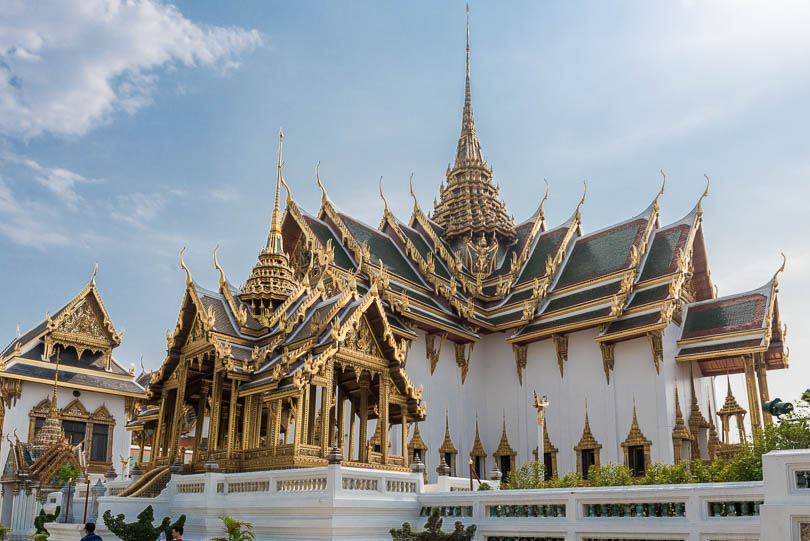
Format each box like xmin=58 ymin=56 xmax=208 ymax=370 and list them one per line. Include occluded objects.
xmin=1 ymin=1 xmax=809 ymax=407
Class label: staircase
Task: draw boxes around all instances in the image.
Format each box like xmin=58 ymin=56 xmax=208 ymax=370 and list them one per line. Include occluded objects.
xmin=117 ymin=466 xmax=171 ymax=498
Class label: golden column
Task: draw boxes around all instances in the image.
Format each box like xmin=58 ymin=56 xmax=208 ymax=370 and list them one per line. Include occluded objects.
xmin=742 ymin=354 xmax=763 ymax=435
xmin=755 ymin=353 xmax=772 ymax=427
xmin=168 ymin=360 xmax=189 ymax=460
xmin=358 ymin=374 xmax=370 ymax=463
xmin=207 ymin=372 xmax=223 ymax=452
xmin=380 ymin=378 xmax=390 ymax=465
xmin=192 ymin=380 xmax=209 ymax=463
xmin=226 ymin=379 xmax=240 ymax=459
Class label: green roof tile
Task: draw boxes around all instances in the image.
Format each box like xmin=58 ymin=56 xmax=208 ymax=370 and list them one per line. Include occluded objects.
xmin=678 ymin=338 xmax=763 ymax=356
xmin=342 ymin=216 xmax=422 ymax=284
xmin=517 ymin=307 xmax=612 ymax=336
xmin=402 ymin=227 xmax=450 ymax=279
xmin=683 ymin=299 xmax=759 ymax=336
xmin=517 ymin=229 xmax=566 ymax=284
xmin=626 ymin=284 xmax=669 ymax=309
xmin=555 ymin=221 xmax=643 ymax=288
xmin=639 ymin=226 xmax=687 ymax=282
xmin=543 ymin=282 xmax=620 ymax=314
xmin=306 ymin=219 xmax=356 ymax=270
xmin=602 ymin=312 xmax=661 ymax=335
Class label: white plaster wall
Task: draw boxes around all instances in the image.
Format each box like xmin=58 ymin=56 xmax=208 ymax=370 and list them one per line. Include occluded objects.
xmin=399 ymin=317 xmax=720 ymax=482
xmin=0 ymin=381 xmax=131 ymax=477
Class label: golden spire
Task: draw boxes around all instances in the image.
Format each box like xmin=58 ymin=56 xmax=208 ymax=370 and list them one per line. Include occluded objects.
xmin=379 ymin=176 xmax=389 ymax=214
xmin=773 ymin=252 xmax=786 ymax=287
xmin=266 ymin=128 xmax=285 ymax=254
xmin=32 ymin=346 xmax=63 ymax=454
xmin=672 ymin=379 xmax=692 ymax=440
xmin=697 ymin=174 xmax=710 ymax=216
xmin=51 ymin=345 xmax=60 ymax=414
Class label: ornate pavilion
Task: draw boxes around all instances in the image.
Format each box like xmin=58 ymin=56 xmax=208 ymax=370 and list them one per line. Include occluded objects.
xmin=124 ymin=9 xmax=789 ymax=490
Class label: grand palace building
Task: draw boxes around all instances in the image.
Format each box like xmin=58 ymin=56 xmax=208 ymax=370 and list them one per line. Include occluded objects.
xmin=0 ymin=8 xmax=789 ymax=519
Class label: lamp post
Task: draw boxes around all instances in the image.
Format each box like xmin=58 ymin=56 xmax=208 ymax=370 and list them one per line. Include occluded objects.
xmin=532 ymin=391 xmax=549 ymax=475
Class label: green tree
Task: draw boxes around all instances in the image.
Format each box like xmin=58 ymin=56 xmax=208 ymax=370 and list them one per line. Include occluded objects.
xmin=390 ymin=508 xmax=476 ymax=541
xmin=102 ymin=505 xmax=185 ymax=541
xmin=210 ymin=516 xmax=256 ymax=541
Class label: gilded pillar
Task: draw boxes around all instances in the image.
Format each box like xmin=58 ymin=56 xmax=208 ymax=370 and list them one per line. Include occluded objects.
xmin=348 ymin=399 xmax=356 ymax=461
xmin=299 ymin=385 xmax=310 ymax=446
xmin=169 ymin=361 xmax=188 ymax=459
xmin=154 ymin=391 xmax=168 ymax=458
xmin=755 ymin=353 xmax=772 ymax=427
xmin=293 ymin=392 xmax=304 ymax=456
xmin=207 ymin=372 xmax=223 ymax=451
xmin=320 ymin=380 xmax=331 ymax=457
xmin=241 ymin=394 xmax=253 ymax=451
xmin=336 ymin=389 xmax=345 ymax=452
xmin=226 ymin=379 xmax=240 ymax=459
xmin=272 ymin=399 xmax=282 ymax=455
xmin=192 ymin=381 xmax=209 ymax=463
xmin=358 ymin=375 xmax=369 ymax=463
xmin=137 ymin=432 xmax=145 ymax=463
xmin=742 ymin=355 xmax=762 ymax=435
xmin=307 ymin=385 xmax=317 ymax=445
xmin=401 ymin=405 xmax=408 ymax=466
xmin=380 ymin=378 xmax=390 ymax=465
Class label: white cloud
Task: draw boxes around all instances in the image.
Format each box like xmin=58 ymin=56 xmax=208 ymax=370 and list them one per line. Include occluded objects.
xmin=0 ymin=176 xmax=69 ymax=246
xmin=4 ymin=153 xmax=101 ymax=209
xmin=0 ymin=0 xmax=262 ymax=138
xmin=110 ymin=191 xmax=166 ymax=228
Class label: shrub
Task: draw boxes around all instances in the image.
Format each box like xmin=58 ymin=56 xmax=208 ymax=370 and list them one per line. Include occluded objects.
xmin=390 ymin=508 xmax=476 ymax=540
xmin=102 ymin=505 xmax=185 ymax=541
xmin=476 ymin=482 xmax=492 ymax=491
xmin=33 ymin=506 xmax=60 ymax=536
xmin=586 ymin=464 xmax=633 ymax=487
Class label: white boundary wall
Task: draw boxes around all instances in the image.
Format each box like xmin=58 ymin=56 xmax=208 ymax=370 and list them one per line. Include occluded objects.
xmin=44 ymin=450 xmax=810 ymax=541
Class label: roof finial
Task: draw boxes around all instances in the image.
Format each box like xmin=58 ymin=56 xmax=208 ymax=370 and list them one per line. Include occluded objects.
xmin=378 ymin=176 xmax=389 ymax=214
xmin=15 ymin=322 xmax=20 ymax=338
xmin=461 ymin=3 xmax=475 ymax=137
xmin=316 ymin=161 xmax=329 ymax=204
xmin=140 ymin=355 xmax=145 ymax=374
xmin=575 ymin=181 xmax=587 ymax=220
xmin=655 ymin=170 xmax=666 ymax=209
xmin=697 ymin=174 xmax=710 ymax=216
xmin=773 ymin=252 xmax=786 ymax=286
xmin=213 ymin=245 xmax=226 ymax=287
xmin=179 ymin=247 xmax=192 ymax=286
xmin=409 ymin=173 xmax=419 ymax=211
xmin=266 ymin=129 xmax=285 ymax=254
xmin=538 ymin=179 xmax=550 ymax=218
xmin=91 ymin=263 xmax=98 ymax=285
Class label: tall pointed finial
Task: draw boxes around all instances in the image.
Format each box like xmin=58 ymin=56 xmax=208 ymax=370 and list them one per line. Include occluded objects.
xmin=409 ymin=173 xmax=420 ymax=210
xmin=316 ymin=161 xmax=329 ymax=204
xmin=697 ymin=174 xmax=710 ymax=216
xmin=213 ymin=245 xmax=226 ymax=287
xmin=16 ymin=322 xmax=20 ymax=338
xmin=575 ymin=181 xmax=587 ymax=221
xmin=179 ymin=247 xmax=192 ymax=286
xmin=539 ymin=179 xmax=550 ymax=217
xmin=773 ymin=252 xmax=786 ymax=286
xmin=91 ymin=263 xmax=98 ymax=285
xmin=266 ymin=129 xmax=285 ymax=254
xmin=462 ymin=3 xmax=474 ymax=137
xmin=654 ymin=170 xmax=666 ymax=210
xmin=379 ymin=176 xmax=389 ymax=214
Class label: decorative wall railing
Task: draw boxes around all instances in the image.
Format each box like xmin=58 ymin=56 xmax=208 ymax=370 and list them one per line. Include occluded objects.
xmin=418 ymin=482 xmax=764 ymax=541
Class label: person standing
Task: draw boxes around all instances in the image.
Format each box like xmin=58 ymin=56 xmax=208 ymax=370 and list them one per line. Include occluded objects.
xmin=171 ymin=526 xmax=184 ymax=541
xmin=81 ymin=523 xmax=102 ymax=541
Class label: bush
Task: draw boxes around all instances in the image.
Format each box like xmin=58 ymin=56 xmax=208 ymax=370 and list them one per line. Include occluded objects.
xmin=390 ymin=508 xmax=476 ymax=540
xmin=586 ymin=464 xmax=633 ymax=487
xmin=33 ymin=506 xmax=60 ymax=536
xmin=476 ymin=482 xmax=492 ymax=491
xmin=102 ymin=505 xmax=185 ymax=541
xmin=498 ymin=400 xmax=810 ymax=490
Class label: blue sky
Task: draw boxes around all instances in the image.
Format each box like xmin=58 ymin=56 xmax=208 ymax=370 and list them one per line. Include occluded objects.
xmin=1 ymin=1 xmax=809 ymax=402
